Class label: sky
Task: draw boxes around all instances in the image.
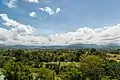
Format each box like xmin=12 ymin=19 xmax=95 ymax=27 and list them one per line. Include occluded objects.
xmin=0 ymin=0 xmax=120 ymax=45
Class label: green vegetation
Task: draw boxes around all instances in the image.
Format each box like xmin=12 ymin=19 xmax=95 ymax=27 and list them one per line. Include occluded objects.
xmin=0 ymin=49 xmax=120 ymax=80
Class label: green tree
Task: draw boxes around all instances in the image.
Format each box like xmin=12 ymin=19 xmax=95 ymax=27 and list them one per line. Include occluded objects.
xmin=79 ymin=55 xmax=106 ymax=80
xmin=2 ymin=59 xmax=33 ymax=80
xmin=35 ymin=67 xmax=55 ymax=80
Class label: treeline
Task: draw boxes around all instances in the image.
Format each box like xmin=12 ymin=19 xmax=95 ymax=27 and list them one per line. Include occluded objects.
xmin=0 ymin=49 xmax=120 ymax=80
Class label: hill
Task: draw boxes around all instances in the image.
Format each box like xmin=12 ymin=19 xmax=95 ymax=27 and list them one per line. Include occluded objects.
xmin=0 ymin=43 xmax=120 ymax=50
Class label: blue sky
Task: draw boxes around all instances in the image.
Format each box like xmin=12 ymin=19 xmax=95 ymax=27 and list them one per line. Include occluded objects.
xmin=1 ymin=0 xmax=120 ymax=35
xmin=0 ymin=0 xmax=120 ymax=45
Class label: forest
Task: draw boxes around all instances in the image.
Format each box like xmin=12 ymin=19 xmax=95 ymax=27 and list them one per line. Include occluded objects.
xmin=0 ymin=48 xmax=120 ymax=80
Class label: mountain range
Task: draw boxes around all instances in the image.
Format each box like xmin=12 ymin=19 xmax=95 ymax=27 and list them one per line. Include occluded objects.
xmin=0 ymin=43 xmax=120 ymax=50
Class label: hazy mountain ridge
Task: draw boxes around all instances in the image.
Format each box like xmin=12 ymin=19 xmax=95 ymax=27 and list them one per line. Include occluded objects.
xmin=0 ymin=43 xmax=120 ymax=49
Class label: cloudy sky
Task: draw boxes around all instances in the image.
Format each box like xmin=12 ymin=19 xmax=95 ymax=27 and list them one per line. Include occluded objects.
xmin=0 ymin=0 xmax=120 ymax=45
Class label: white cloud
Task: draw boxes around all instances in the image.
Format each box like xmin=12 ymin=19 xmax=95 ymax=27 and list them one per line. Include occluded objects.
xmin=4 ymin=0 xmax=40 ymax=8
xmin=56 ymin=8 xmax=61 ymax=14
xmin=0 ymin=13 xmax=35 ymax=34
xmin=39 ymin=7 xmax=54 ymax=15
xmin=0 ymin=13 xmax=36 ymax=45
xmin=25 ymin=0 xmax=39 ymax=3
xmin=0 ymin=14 xmax=21 ymax=27
xmin=29 ymin=12 xmax=37 ymax=17
xmin=1 ymin=13 xmax=120 ymax=45
xmin=39 ymin=7 xmax=61 ymax=16
xmin=5 ymin=0 xmax=17 ymax=8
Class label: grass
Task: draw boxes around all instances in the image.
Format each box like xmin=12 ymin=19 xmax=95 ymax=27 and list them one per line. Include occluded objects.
xmin=106 ymin=53 xmax=120 ymax=62
xmin=47 ymin=62 xmax=72 ymax=66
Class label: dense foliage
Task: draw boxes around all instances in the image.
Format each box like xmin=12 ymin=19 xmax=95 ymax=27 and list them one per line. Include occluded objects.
xmin=0 ymin=48 xmax=120 ymax=80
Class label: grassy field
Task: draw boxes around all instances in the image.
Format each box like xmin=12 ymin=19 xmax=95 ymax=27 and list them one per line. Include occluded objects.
xmin=0 ymin=68 xmax=4 ymax=80
xmin=106 ymin=53 xmax=120 ymax=62
xmin=0 ymin=68 xmax=4 ymax=74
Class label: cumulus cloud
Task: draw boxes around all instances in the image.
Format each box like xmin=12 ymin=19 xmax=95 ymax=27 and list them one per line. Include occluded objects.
xmin=39 ymin=7 xmax=61 ymax=16
xmin=0 ymin=14 xmax=22 ymax=27
xmin=25 ymin=0 xmax=40 ymax=3
xmin=56 ymin=8 xmax=61 ymax=14
xmin=4 ymin=0 xmax=39 ymax=8
xmin=5 ymin=0 xmax=17 ymax=8
xmin=39 ymin=7 xmax=54 ymax=15
xmin=1 ymin=13 xmax=120 ymax=45
xmin=0 ymin=13 xmax=36 ymax=45
xmin=29 ymin=12 xmax=37 ymax=17
xmin=0 ymin=13 xmax=35 ymax=34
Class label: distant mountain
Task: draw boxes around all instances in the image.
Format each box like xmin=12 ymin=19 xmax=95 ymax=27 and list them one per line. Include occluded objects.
xmin=66 ymin=43 xmax=120 ymax=50
xmin=0 ymin=43 xmax=120 ymax=49
xmin=66 ymin=44 xmax=102 ymax=49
